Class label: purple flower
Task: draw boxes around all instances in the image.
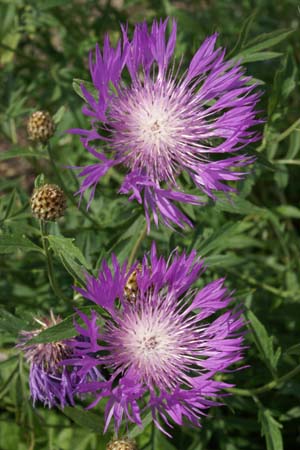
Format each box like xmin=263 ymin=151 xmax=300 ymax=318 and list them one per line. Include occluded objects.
xmin=70 ymin=19 xmax=262 ymax=229
xmin=17 ymin=312 xmax=98 ymax=408
xmin=66 ymin=244 xmax=245 ymax=435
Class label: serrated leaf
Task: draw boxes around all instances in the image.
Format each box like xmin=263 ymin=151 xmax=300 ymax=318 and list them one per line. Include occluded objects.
xmin=259 ymin=408 xmax=283 ymax=450
xmin=246 ymin=310 xmax=281 ymax=373
xmin=48 ymin=235 xmax=90 ymax=283
xmin=48 ymin=236 xmax=89 ymax=266
xmin=0 ymin=234 xmax=44 ymax=254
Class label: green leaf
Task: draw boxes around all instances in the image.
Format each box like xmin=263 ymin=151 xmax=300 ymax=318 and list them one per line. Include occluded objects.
xmin=246 ymin=310 xmax=281 ymax=373
xmin=0 ymin=189 xmax=17 ymax=222
xmin=279 ymin=406 xmax=300 ymax=422
xmin=62 ymin=406 xmax=104 ymax=434
xmin=195 ymin=221 xmax=260 ymax=257
xmin=228 ymin=10 xmax=258 ymax=57
xmin=214 ymin=194 xmax=265 ymax=216
xmin=36 ymin=0 xmax=73 ymax=9
xmin=0 ymin=234 xmax=44 ymax=254
xmin=237 ymin=51 xmax=282 ymax=64
xmin=285 ymin=343 xmax=300 ymax=356
xmin=48 ymin=235 xmax=91 ymax=284
xmin=242 ymin=29 xmax=294 ymax=54
xmin=276 ymin=205 xmax=300 ymax=219
xmin=259 ymin=408 xmax=283 ymax=450
xmin=27 ymin=306 xmax=94 ymax=343
xmin=128 ymin=413 xmax=152 ymax=439
xmin=0 ymin=309 xmax=29 ymax=337
xmin=234 ymin=28 xmax=293 ymax=64
xmin=72 ymin=78 xmax=98 ymax=101
xmin=0 ymin=148 xmax=45 ymax=161
xmin=53 ymin=105 xmax=66 ymax=124
xmin=34 ymin=173 xmax=45 ymax=188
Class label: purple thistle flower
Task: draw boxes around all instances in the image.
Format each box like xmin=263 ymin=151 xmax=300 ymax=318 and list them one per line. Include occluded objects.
xmin=70 ymin=18 xmax=262 ymax=229
xmin=65 ymin=244 xmax=245 ymax=435
xmin=17 ymin=312 xmax=98 ymax=408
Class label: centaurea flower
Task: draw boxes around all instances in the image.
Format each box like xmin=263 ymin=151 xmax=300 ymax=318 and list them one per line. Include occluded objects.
xmin=70 ymin=19 xmax=261 ymax=229
xmin=65 ymin=244 xmax=245 ymax=435
xmin=18 ymin=312 xmax=98 ymax=408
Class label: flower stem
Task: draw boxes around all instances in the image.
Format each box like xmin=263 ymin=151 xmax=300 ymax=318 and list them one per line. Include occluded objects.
xmin=47 ymin=143 xmax=100 ymax=228
xmin=127 ymin=221 xmax=148 ymax=269
xmin=227 ymin=363 xmax=300 ymax=397
xmin=151 ymin=421 xmax=155 ymax=450
xmin=40 ymin=220 xmax=68 ymax=302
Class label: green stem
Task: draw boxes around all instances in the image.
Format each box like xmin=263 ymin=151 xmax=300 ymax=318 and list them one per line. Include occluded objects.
xmin=274 ymin=159 xmax=300 ymax=165
xmin=127 ymin=221 xmax=148 ymax=269
xmin=40 ymin=221 xmax=68 ymax=302
xmin=277 ymin=117 xmax=300 ymax=142
xmin=227 ymin=268 xmax=296 ymax=299
xmin=47 ymin=143 xmax=100 ymax=228
xmin=151 ymin=421 xmax=155 ymax=450
xmin=227 ymin=363 xmax=300 ymax=397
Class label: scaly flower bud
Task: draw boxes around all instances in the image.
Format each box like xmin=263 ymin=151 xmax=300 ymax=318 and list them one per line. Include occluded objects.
xmin=30 ymin=184 xmax=66 ymax=221
xmin=106 ymin=438 xmax=138 ymax=450
xmin=27 ymin=111 xmax=55 ymax=142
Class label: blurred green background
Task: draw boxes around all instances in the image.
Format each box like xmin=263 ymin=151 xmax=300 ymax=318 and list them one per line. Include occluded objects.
xmin=0 ymin=0 xmax=300 ymax=449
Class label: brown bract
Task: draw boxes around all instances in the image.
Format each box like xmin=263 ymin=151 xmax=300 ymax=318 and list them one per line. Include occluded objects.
xmin=106 ymin=438 xmax=138 ymax=450
xmin=30 ymin=184 xmax=66 ymax=221
xmin=27 ymin=111 xmax=55 ymax=142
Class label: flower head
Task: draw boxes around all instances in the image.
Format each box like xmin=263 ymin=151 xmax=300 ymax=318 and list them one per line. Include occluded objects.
xmin=70 ymin=19 xmax=262 ymax=229
xmin=30 ymin=184 xmax=67 ymax=221
xmin=18 ymin=312 xmax=97 ymax=408
xmin=66 ymin=244 xmax=245 ymax=435
xmin=107 ymin=438 xmax=138 ymax=450
xmin=27 ymin=110 xmax=55 ymax=143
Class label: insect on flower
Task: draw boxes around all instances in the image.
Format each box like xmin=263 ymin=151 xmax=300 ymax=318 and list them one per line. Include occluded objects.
xmin=70 ymin=18 xmax=262 ymax=230
xmin=64 ymin=244 xmax=246 ymax=435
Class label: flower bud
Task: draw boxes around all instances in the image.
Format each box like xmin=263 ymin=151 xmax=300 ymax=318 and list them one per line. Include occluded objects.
xmin=106 ymin=438 xmax=138 ymax=450
xmin=30 ymin=184 xmax=66 ymax=221
xmin=27 ymin=111 xmax=55 ymax=142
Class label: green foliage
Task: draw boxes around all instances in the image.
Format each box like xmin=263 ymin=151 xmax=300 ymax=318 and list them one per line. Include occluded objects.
xmin=0 ymin=1 xmax=300 ymax=449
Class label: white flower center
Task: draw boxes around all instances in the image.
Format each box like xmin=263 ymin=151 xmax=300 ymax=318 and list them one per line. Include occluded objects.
xmin=110 ymin=80 xmax=191 ymax=182
xmin=132 ymin=97 xmax=176 ymax=149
